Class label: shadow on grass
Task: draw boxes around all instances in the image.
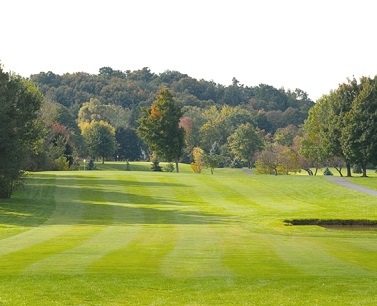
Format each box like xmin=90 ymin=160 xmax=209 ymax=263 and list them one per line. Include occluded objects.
xmin=0 ymin=174 xmax=57 ymax=228
xmin=0 ymin=174 xmax=234 ymax=227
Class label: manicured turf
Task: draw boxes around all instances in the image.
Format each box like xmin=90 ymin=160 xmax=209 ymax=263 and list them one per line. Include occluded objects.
xmin=0 ymin=163 xmax=376 ymax=305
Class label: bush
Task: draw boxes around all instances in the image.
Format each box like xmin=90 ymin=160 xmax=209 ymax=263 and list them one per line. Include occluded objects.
xmin=151 ymin=159 xmax=162 ymax=172
xmin=164 ymin=163 xmax=175 ymax=172
xmin=191 ymin=162 xmax=201 ymax=173
xmin=230 ymin=158 xmax=243 ymax=168
xmin=87 ymin=159 xmax=96 ymax=170
xmin=323 ymin=167 xmax=333 ymax=176
xmin=353 ymin=165 xmax=362 ymax=174
xmin=55 ymin=156 xmax=70 ymax=171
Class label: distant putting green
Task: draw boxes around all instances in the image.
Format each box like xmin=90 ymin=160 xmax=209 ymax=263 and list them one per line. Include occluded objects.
xmin=0 ymin=163 xmax=376 ymax=305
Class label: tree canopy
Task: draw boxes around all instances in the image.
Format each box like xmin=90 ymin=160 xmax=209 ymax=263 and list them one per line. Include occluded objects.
xmin=0 ymin=65 xmax=44 ymax=197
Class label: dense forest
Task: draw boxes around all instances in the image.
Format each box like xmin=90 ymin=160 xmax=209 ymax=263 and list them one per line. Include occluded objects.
xmin=28 ymin=66 xmax=314 ymax=167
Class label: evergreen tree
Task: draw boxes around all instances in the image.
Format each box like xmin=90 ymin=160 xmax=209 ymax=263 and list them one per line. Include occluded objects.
xmin=0 ymin=66 xmax=44 ymax=198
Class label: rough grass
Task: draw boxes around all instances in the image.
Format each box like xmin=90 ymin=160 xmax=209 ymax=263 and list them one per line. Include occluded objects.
xmin=0 ymin=164 xmax=376 ymax=305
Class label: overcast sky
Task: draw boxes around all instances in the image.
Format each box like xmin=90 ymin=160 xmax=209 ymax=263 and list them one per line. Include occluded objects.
xmin=2 ymin=0 xmax=377 ymax=101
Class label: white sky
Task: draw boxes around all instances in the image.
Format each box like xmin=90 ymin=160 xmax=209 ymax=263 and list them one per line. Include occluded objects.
xmin=1 ymin=0 xmax=377 ymax=101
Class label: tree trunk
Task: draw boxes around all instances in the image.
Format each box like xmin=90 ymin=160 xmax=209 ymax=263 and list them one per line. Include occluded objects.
xmin=346 ymin=163 xmax=352 ymax=177
xmin=314 ymin=166 xmax=318 ymax=176
xmin=175 ymin=159 xmax=179 ymax=173
xmin=102 ymin=156 xmax=105 ymax=164
xmin=362 ymin=164 xmax=367 ymax=177
xmin=334 ymin=167 xmax=343 ymax=177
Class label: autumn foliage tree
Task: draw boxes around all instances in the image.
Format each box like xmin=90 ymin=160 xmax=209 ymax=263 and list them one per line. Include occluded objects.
xmin=256 ymin=144 xmax=300 ymax=175
xmin=137 ymin=88 xmax=185 ymax=172
xmin=191 ymin=147 xmax=205 ymax=173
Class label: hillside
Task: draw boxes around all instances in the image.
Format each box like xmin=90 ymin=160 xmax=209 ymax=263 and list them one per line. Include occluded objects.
xmin=31 ymin=67 xmax=314 ymax=133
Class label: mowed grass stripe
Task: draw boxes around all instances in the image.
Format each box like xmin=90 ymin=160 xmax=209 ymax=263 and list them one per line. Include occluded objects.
xmin=0 ymin=174 xmax=56 ymax=240
xmin=23 ymin=172 xmax=144 ymax=274
xmin=173 ymin=173 xmax=302 ymax=278
xmin=0 ymin=167 xmax=376 ymax=305
xmin=88 ymin=172 xmax=178 ymax=275
xmin=155 ymin=175 xmax=232 ymax=278
xmin=1 ymin=173 xmax=121 ymax=274
xmin=0 ymin=174 xmax=84 ymax=257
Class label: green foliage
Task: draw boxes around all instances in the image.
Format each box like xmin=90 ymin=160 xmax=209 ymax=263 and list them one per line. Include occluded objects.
xmin=87 ymin=159 xmax=96 ymax=170
xmin=227 ymin=123 xmax=263 ymax=168
xmin=78 ymin=98 xmax=131 ymax=129
xmin=137 ymin=88 xmax=185 ymax=172
xmin=323 ymin=167 xmax=333 ymax=176
xmin=256 ymin=144 xmax=301 ymax=175
xmin=0 ymin=66 xmax=44 ymax=198
xmin=163 ymin=163 xmax=175 ymax=172
xmin=342 ymin=76 xmax=377 ymax=176
xmin=115 ymin=127 xmax=143 ymax=161
xmin=203 ymin=141 xmax=223 ymax=174
xmin=151 ymin=159 xmax=162 ymax=172
xmin=301 ymin=76 xmax=377 ymax=177
xmin=31 ymin=67 xmax=313 ymax=136
xmin=54 ymin=156 xmax=70 ymax=171
xmin=81 ymin=121 xmax=116 ymax=164
xmin=353 ymin=164 xmax=362 ymax=174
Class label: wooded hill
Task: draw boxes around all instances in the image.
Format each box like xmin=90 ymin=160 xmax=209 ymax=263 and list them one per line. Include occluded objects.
xmin=31 ymin=67 xmax=314 ymax=134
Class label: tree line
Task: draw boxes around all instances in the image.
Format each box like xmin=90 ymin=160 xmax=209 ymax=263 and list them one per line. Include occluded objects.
xmin=1 ymin=62 xmax=343 ymax=198
xmin=301 ymin=76 xmax=377 ymax=177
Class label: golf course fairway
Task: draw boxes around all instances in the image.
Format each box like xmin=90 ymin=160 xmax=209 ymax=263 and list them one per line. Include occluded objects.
xmin=0 ymin=164 xmax=376 ymax=305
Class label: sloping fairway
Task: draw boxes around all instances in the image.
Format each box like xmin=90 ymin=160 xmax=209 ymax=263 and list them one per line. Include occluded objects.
xmin=0 ymin=165 xmax=377 ymax=305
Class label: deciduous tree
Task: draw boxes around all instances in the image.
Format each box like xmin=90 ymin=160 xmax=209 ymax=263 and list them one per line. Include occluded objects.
xmin=137 ymin=88 xmax=185 ymax=172
xmin=342 ymin=76 xmax=377 ymax=176
xmin=81 ymin=121 xmax=116 ymax=164
xmin=227 ymin=123 xmax=263 ymax=168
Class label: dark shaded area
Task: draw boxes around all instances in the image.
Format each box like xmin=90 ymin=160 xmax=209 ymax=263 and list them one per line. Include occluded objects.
xmin=0 ymin=174 xmax=234 ymax=227
xmin=0 ymin=175 xmax=57 ymax=228
xmin=285 ymin=219 xmax=377 ymax=230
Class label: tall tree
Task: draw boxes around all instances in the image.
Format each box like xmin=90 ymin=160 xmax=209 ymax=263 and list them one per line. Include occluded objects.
xmin=137 ymin=88 xmax=185 ymax=172
xmin=0 ymin=66 xmax=44 ymax=198
xmin=328 ymin=78 xmax=360 ymax=176
xmin=81 ymin=121 xmax=116 ymax=164
xmin=300 ymin=97 xmax=331 ymax=175
xmin=342 ymin=76 xmax=377 ymax=176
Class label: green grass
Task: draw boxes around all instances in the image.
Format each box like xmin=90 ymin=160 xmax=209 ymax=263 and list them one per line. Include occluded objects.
xmin=0 ymin=164 xmax=376 ymax=305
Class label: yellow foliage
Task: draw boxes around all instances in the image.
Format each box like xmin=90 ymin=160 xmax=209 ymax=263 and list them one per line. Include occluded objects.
xmin=191 ymin=147 xmax=205 ymax=173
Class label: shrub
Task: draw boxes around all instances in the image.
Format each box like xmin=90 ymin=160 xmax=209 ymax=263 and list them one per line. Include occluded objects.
xmin=55 ymin=156 xmax=70 ymax=171
xmin=164 ymin=163 xmax=175 ymax=172
xmin=353 ymin=165 xmax=362 ymax=174
xmin=87 ymin=159 xmax=96 ymax=170
xmin=323 ymin=167 xmax=333 ymax=176
xmin=151 ymin=158 xmax=162 ymax=172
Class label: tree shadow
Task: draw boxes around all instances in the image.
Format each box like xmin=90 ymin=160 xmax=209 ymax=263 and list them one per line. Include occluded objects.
xmin=0 ymin=174 xmax=57 ymax=228
xmin=0 ymin=174 xmax=236 ymax=228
